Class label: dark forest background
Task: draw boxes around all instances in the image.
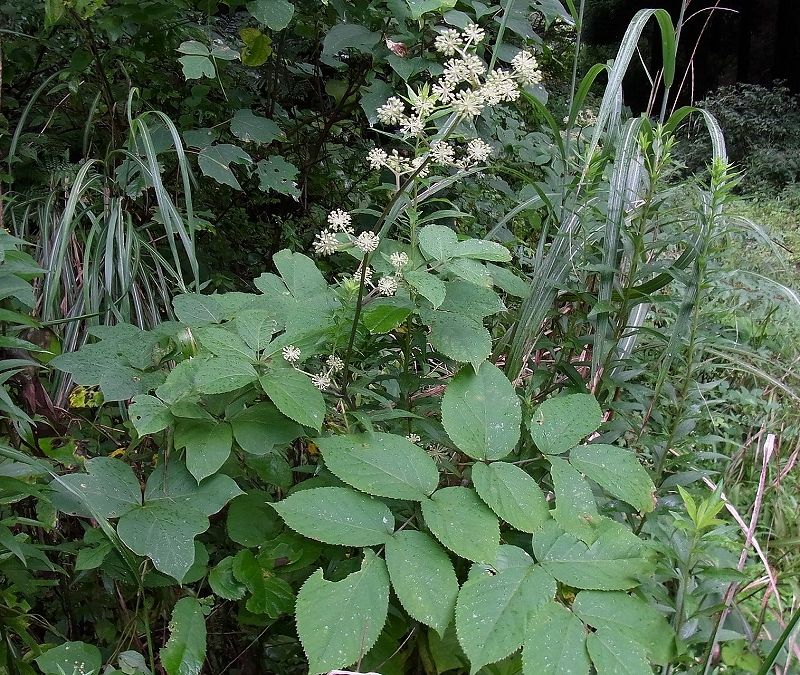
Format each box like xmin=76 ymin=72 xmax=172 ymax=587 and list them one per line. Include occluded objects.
xmin=584 ymin=0 xmax=800 ymax=110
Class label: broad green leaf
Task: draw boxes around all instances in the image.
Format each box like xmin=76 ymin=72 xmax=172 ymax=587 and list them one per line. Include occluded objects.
xmin=240 ymin=27 xmax=272 ymax=66
xmin=453 ymin=239 xmax=512 ymax=262
xmin=178 ymin=53 xmax=215 ymax=79
xmin=50 ymin=457 xmax=141 ymax=519
xmin=230 ymin=108 xmax=282 ymax=144
xmin=272 ymin=487 xmax=394 ymax=546
xmin=456 ymin=557 xmax=555 ymax=673
xmin=232 ymin=549 xmax=294 ymax=616
xmin=439 ymin=281 xmax=505 ymax=318
xmin=529 ymin=393 xmax=602 ymax=455
xmin=226 ymin=490 xmax=282 ymax=547
xmin=406 ymin=0 xmax=457 ymax=20
xmin=419 ymin=224 xmax=458 ymax=261
xmin=532 ymin=521 xmax=653 ymax=591
xmin=296 ymin=551 xmax=390 ymax=674
xmin=322 ymin=24 xmax=381 ymax=60
xmin=118 ymin=461 xmax=241 ymax=579
xmin=198 ymin=144 xmax=252 ymax=190
xmin=172 ymin=293 xmax=224 ymax=326
xmin=247 ymin=0 xmax=294 ymax=30
xmin=175 ymin=419 xmax=233 ymax=482
xmin=234 ymin=309 xmax=280 ymax=352
xmin=273 ymin=248 xmax=329 ymax=299
xmin=404 ymin=269 xmax=446 ymax=308
xmin=362 ymin=297 xmax=414 ymax=334
xmin=472 ymin=462 xmax=549 ymax=533
xmin=36 ymin=641 xmax=102 ymax=675
xmin=118 ymin=503 xmax=209 ymax=580
xmin=385 ymin=530 xmax=458 ymax=635
xmin=316 ymin=432 xmax=439 ymax=500
xmin=486 ymin=263 xmax=531 ymax=298
xmin=572 ymin=591 xmax=674 ymax=664
xmin=195 ymin=357 xmax=258 ymax=394
xmin=160 ymin=597 xmax=207 ymax=675
xmin=586 ymin=628 xmax=652 ymax=675
xmin=549 ymin=457 xmax=600 ymax=543
xmin=421 ymin=487 xmax=499 ymax=563
xmin=208 ymin=556 xmax=247 ymax=600
xmin=444 ymin=258 xmax=493 ymax=287
xmin=569 ymin=444 xmax=655 ymax=513
xmin=442 ymin=362 xmax=521 ymax=460
xmin=256 ymin=156 xmax=300 ymax=197
xmin=260 ymin=367 xmax=325 ymax=430
xmin=195 ymin=325 xmax=256 ymax=361
xmin=523 ymin=602 xmax=590 ymax=675
xmin=230 ymin=401 xmax=303 ymax=455
xmin=420 ymin=308 xmax=491 ymax=370
xmin=129 ymin=395 xmax=173 ymax=436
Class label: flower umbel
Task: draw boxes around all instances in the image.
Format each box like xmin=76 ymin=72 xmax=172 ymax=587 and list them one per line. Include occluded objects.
xmin=282 ymin=345 xmax=301 ymax=364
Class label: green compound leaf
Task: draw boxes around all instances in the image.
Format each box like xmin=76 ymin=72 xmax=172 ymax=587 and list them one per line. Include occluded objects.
xmin=259 ymin=366 xmax=325 ymax=431
xmin=208 ymin=556 xmax=247 ymax=600
xmin=418 ymin=223 xmax=458 ymax=261
xmin=385 ymin=530 xmax=459 ymax=635
xmin=256 ymin=155 xmax=300 ymax=197
xmin=532 ymin=520 xmax=653 ymax=591
xmin=528 ymin=393 xmax=602 ymax=455
xmin=456 ymin=554 xmax=555 ymax=673
xmin=117 ymin=461 xmax=241 ymax=580
xmin=572 ymin=591 xmax=675 ymax=664
xmin=523 ymin=602 xmax=590 ymax=675
xmin=194 ymin=356 xmax=258 ymax=394
xmin=586 ymin=627 xmax=653 ymax=675
xmin=569 ymin=444 xmax=656 ymax=513
xmin=272 ymin=487 xmax=394 ymax=546
xmin=421 ymin=487 xmax=499 ymax=563
xmin=316 ymin=432 xmax=439 ymax=500
xmin=174 ymin=419 xmax=233 ymax=482
xmin=230 ymin=108 xmax=283 ymax=144
xmin=197 ymin=143 xmax=252 ymax=190
xmin=247 ymin=0 xmax=295 ymax=30
xmin=229 ymin=401 xmax=303 ymax=455
xmin=439 ymin=281 xmax=505 ymax=318
xmin=232 ymin=549 xmax=295 ymax=617
xmin=160 ymin=597 xmax=207 ymax=675
xmin=296 ymin=551 xmax=389 ymax=674
xmin=129 ymin=395 xmax=172 ymax=436
xmin=50 ymin=457 xmax=141 ymax=519
xmin=549 ymin=457 xmax=600 ymax=543
xmin=234 ymin=309 xmax=280 ymax=352
xmin=35 ymin=641 xmax=102 ymax=675
xmin=472 ymin=462 xmax=549 ymax=533
xmin=441 ymin=362 xmax=521 ymax=461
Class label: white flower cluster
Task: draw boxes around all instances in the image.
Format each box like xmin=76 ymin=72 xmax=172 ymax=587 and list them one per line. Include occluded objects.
xmin=313 ymin=210 xmax=382 ymax=257
xmin=310 ymin=353 xmax=345 ymax=391
xmin=369 ymin=23 xmax=543 ymax=176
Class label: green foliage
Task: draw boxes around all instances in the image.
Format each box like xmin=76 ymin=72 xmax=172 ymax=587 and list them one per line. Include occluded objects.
xmin=1 ymin=0 xmax=793 ymax=672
